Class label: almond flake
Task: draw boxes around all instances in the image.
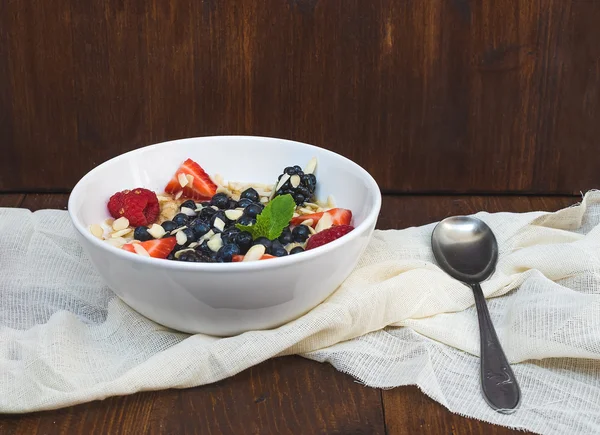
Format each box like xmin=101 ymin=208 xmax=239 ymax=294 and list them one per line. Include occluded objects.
xmin=188 ymin=242 xmax=199 ymax=248
xmin=186 ymin=174 xmax=194 ymax=186
xmin=290 ymin=175 xmax=301 ymax=188
xmin=216 ymin=185 xmax=233 ymax=196
xmin=307 ymin=226 xmax=317 ymax=235
xmin=200 ymin=229 xmax=215 ymax=241
xmin=304 ymin=202 xmax=319 ymax=209
xmin=315 ymin=212 xmax=333 ymax=232
xmin=170 ymin=225 xmax=188 ymax=235
xmin=327 ymin=195 xmax=336 ymax=208
xmin=213 ymin=173 xmax=225 ymax=186
xmin=174 ymin=248 xmax=195 ymax=259
xmin=224 ymin=209 xmax=243 ymax=221
xmin=90 ymin=224 xmax=104 ymax=239
xmin=157 ymin=195 xmax=173 ymax=202
xmin=178 ymin=173 xmax=189 ymax=188
xmin=174 ymin=190 xmax=183 ymax=200
xmin=243 ymin=244 xmax=265 ymax=261
xmin=112 ymin=217 xmax=129 ymax=231
xmin=176 ymin=230 xmax=188 ymax=246
xmin=106 ymin=237 xmax=127 ymax=248
xmin=211 ymin=205 xmax=219 ymax=211
xmin=304 ymin=157 xmax=317 ymax=175
xmin=213 ymin=217 xmax=226 ymax=232
xmin=260 ymin=197 xmax=269 ymax=204
xmin=104 ymin=218 xmax=115 ymax=226
xmin=293 ymin=212 xmax=300 ymax=218
xmin=180 ymin=206 xmax=196 ymax=217
xmin=195 ymin=206 xmax=204 ymax=212
xmin=111 ymin=228 xmax=133 ymax=238
xmin=148 ymin=224 xmax=166 ymax=239
xmin=300 ymin=219 xmax=314 ymax=227
xmin=275 ymin=173 xmax=291 ymax=192
xmin=207 ymin=234 xmax=223 ymax=252
xmin=133 ymin=244 xmax=151 ymax=256
xmin=299 ymin=207 xmax=313 ymax=215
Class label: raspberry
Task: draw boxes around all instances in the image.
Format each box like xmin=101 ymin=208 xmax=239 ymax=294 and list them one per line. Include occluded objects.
xmin=305 ymin=225 xmax=354 ymax=250
xmin=107 ymin=188 xmax=160 ymax=226
xmin=107 ymin=191 xmax=128 ymax=219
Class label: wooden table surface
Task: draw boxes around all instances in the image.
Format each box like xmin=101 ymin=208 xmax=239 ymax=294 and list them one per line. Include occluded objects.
xmin=0 ymin=193 xmax=577 ymax=435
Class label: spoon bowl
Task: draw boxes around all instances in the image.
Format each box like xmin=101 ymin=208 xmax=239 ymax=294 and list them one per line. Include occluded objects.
xmin=431 ymin=216 xmax=498 ymax=283
xmin=432 ymin=216 xmax=521 ymax=413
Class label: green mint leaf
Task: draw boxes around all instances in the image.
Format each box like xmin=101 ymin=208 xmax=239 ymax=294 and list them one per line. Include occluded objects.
xmin=236 ymin=194 xmax=295 ymax=240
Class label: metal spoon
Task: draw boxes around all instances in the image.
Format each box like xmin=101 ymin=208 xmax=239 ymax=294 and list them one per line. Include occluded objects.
xmin=431 ymin=216 xmax=521 ymax=413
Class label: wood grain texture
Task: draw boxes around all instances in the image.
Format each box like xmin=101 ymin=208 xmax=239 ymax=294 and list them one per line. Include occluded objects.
xmin=1 ymin=0 xmax=599 ymax=193
xmin=0 ymin=194 xmax=24 ymax=208
xmin=0 ymin=193 xmax=577 ymax=434
xmin=0 ymin=356 xmax=385 ymax=435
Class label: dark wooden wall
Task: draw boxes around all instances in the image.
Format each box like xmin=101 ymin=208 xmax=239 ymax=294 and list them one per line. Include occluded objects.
xmin=1 ymin=0 xmax=599 ymax=194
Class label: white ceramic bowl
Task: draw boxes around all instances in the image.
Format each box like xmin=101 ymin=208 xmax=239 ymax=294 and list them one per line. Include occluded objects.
xmin=68 ymin=136 xmax=381 ymax=336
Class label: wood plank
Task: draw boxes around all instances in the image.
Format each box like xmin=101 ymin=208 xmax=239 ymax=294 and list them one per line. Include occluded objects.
xmin=1 ymin=194 xmax=580 ymax=434
xmin=0 ymin=357 xmax=385 ymax=435
xmin=377 ymin=195 xmax=577 ymax=229
xmin=1 ymin=1 xmax=599 ymax=193
xmin=20 ymin=193 xmax=70 ymax=211
xmin=0 ymin=194 xmax=24 ymax=208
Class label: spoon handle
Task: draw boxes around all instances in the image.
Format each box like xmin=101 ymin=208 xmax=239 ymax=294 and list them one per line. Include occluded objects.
xmin=471 ymin=283 xmax=521 ymax=413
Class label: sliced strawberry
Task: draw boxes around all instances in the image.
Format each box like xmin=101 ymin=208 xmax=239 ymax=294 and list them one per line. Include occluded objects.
xmin=122 ymin=237 xmax=177 ymax=259
xmin=232 ymin=254 xmax=276 ymax=262
xmin=290 ymin=208 xmax=352 ymax=227
xmin=164 ymin=159 xmax=217 ymax=200
xmin=306 ymin=225 xmax=354 ymax=250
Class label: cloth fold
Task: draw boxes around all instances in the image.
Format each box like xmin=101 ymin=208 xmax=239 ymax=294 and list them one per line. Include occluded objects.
xmin=1 ymin=193 xmax=599 ymax=434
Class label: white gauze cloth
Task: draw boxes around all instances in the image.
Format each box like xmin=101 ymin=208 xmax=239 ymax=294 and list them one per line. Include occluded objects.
xmin=1 ymin=192 xmax=600 ymax=435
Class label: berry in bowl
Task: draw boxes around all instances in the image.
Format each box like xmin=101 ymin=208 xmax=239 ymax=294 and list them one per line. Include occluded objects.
xmin=68 ymin=136 xmax=381 ymax=335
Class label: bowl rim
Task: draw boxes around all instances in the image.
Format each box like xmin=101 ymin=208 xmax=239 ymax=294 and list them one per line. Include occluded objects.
xmin=68 ymin=135 xmax=382 ymax=271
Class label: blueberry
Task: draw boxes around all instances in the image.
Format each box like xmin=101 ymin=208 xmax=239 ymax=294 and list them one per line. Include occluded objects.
xmin=240 ymin=188 xmax=259 ymax=203
xmin=293 ymin=165 xmax=303 ymax=176
xmin=134 ymin=226 xmax=153 ymax=241
xmin=244 ymin=203 xmax=263 ymax=218
xmin=235 ymin=231 xmax=253 ymax=254
xmin=200 ymin=206 xmax=217 ymax=220
xmin=270 ymin=240 xmax=287 ymax=257
xmin=237 ymin=198 xmax=253 ymax=209
xmin=237 ymin=215 xmax=256 ymax=226
xmin=197 ymin=240 xmax=212 ymax=255
xmin=278 ymin=227 xmax=293 ymax=245
xmin=302 ymin=174 xmax=317 ymax=193
xmin=180 ymin=228 xmax=196 ymax=246
xmin=161 ymin=220 xmax=178 ymax=233
xmin=173 ymin=213 xmax=189 ymax=227
xmin=178 ymin=250 xmax=202 ymax=262
xmin=290 ymin=246 xmax=305 ymax=255
xmin=297 ymin=185 xmax=311 ymax=198
xmin=221 ymin=227 xmax=241 ymax=245
xmin=253 ymin=237 xmax=272 ymax=251
xmin=292 ymin=225 xmax=310 ymax=242
xmin=284 ymin=166 xmax=298 ymax=175
xmin=180 ymin=199 xmax=196 ymax=210
xmin=190 ymin=219 xmax=210 ymax=239
xmin=293 ymin=193 xmax=305 ymax=205
xmin=228 ymin=199 xmax=238 ymax=210
xmin=210 ymin=193 xmax=230 ymax=209
xmin=216 ymin=243 xmax=241 ymax=262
